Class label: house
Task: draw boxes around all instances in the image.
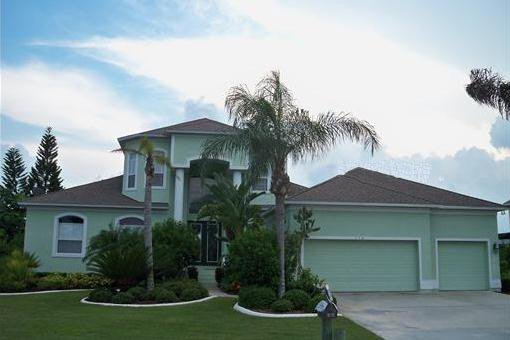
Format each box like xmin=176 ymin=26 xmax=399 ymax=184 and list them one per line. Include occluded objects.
xmin=21 ymin=117 xmax=505 ymax=291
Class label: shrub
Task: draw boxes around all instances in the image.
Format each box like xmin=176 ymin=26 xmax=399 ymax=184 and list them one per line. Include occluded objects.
xmin=88 ymin=288 xmax=113 ymax=303
xmin=288 ymin=268 xmax=324 ymax=296
xmin=36 ymin=273 xmax=111 ymax=290
xmin=215 ymin=267 xmax=225 ymax=286
xmin=187 ymin=266 xmax=198 ymax=280
xmin=180 ymin=286 xmax=208 ymax=301
xmin=0 ymin=250 xmax=40 ymax=292
xmin=238 ymin=286 xmax=277 ymax=309
xmin=225 ymin=229 xmax=279 ymax=289
xmin=153 ymin=219 xmax=200 ymax=280
xmin=84 ymin=225 xmax=147 ymax=289
xmin=154 ymin=287 xmax=179 ymax=303
xmin=36 ymin=273 xmax=66 ymax=290
xmin=112 ymin=292 xmax=135 ymax=304
xmin=127 ymin=286 xmax=147 ymax=301
xmin=161 ymin=279 xmax=201 ymax=298
xmin=271 ymin=299 xmax=293 ymax=313
xmin=283 ymin=289 xmax=309 ymax=310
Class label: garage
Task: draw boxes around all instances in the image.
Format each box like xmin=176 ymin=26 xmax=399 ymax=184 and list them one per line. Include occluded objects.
xmin=303 ymin=239 xmax=419 ymax=292
xmin=437 ymin=241 xmax=489 ymax=290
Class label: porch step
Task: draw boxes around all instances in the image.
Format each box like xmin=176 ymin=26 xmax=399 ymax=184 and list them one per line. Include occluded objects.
xmin=196 ymin=266 xmax=217 ymax=288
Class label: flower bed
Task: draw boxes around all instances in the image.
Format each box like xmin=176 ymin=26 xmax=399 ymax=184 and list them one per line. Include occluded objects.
xmin=84 ymin=278 xmax=209 ymax=306
xmin=0 ymin=272 xmax=111 ymax=293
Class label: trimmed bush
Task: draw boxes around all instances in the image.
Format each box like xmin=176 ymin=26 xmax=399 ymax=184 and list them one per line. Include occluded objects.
xmin=187 ymin=266 xmax=198 ymax=280
xmin=161 ymin=279 xmax=201 ymax=298
xmin=283 ymin=289 xmax=309 ymax=310
xmin=112 ymin=292 xmax=135 ymax=304
xmin=238 ymin=286 xmax=276 ymax=309
xmin=154 ymin=288 xmax=178 ymax=303
xmin=225 ymin=229 xmax=279 ymax=289
xmin=271 ymin=299 xmax=293 ymax=313
xmin=88 ymin=288 xmax=113 ymax=303
xmin=215 ymin=267 xmax=225 ymax=286
xmin=180 ymin=287 xmax=208 ymax=301
xmin=35 ymin=273 xmax=110 ymax=290
xmin=288 ymin=268 xmax=324 ymax=296
xmin=153 ymin=219 xmax=200 ymax=280
xmin=126 ymin=286 xmax=147 ymax=301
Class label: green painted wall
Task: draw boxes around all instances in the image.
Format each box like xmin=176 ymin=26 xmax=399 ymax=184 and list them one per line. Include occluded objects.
xmin=24 ymin=207 xmax=170 ymax=273
xmin=121 ymin=137 xmax=172 ymax=204
xmin=286 ymin=205 xmax=500 ymax=289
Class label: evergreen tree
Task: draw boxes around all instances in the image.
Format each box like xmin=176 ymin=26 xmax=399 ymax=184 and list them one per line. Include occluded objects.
xmin=25 ymin=127 xmax=64 ymax=196
xmin=1 ymin=147 xmax=27 ymax=195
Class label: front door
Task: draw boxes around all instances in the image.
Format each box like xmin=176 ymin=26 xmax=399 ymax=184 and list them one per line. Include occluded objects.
xmin=190 ymin=221 xmax=221 ymax=265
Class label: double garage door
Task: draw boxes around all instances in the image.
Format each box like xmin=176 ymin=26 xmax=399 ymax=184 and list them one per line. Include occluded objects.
xmin=304 ymin=239 xmax=490 ymax=292
xmin=304 ymin=239 xmax=419 ymax=292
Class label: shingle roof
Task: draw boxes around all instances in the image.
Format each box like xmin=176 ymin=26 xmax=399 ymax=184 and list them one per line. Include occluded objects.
xmin=20 ymin=176 xmax=168 ymax=209
xmin=288 ymin=182 xmax=308 ymax=197
xmin=288 ymin=167 xmax=503 ymax=209
xmin=118 ymin=118 xmax=234 ymax=141
xmin=504 ymin=199 xmax=510 ymax=207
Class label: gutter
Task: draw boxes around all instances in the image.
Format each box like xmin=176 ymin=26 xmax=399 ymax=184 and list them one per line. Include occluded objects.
xmin=19 ymin=202 xmax=169 ymax=210
xmin=118 ymin=130 xmax=234 ymax=143
xmin=284 ymin=200 xmax=505 ymax=211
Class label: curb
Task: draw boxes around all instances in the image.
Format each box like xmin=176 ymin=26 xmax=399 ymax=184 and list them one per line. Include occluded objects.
xmin=0 ymin=289 xmax=88 ymax=296
xmin=233 ymin=302 xmax=317 ymax=318
xmin=80 ymin=295 xmax=217 ymax=307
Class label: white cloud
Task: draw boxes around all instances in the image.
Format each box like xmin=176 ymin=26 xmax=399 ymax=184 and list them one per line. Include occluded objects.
xmin=1 ymin=62 xmax=151 ymax=143
xmin=51 ymin=0 xmax=505 ymax=159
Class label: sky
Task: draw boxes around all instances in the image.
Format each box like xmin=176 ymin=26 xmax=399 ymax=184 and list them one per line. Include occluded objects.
xmin=1 ymin=0 xmax=509 ymax=229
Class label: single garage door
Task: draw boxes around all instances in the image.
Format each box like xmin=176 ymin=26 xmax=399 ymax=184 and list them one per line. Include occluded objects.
xmin=304 ymin=239 xmax=419 ymax=292
xmin=437 ymin=241 xmax=489 ymax=291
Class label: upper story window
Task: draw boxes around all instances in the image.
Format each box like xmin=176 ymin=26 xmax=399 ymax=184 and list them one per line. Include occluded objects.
xmin=54 ymin=214 xmax=86 ymax=257
xmin=117 ymin=216 xmax=144 ymax=228
xmin=152 ymin=150 xmax=165 ymax=188
xmin=253 ymin=173 xmax=269 ymax=192
xmin=127 ymin=153 xmax=137 ymax=189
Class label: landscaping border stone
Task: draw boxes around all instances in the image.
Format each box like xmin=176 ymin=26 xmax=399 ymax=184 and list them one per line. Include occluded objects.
xmin=0 ymin=289 xmax=88 ymax=296
xmin=233 ymin=302 xmax=319 ymax=318
xmin=80 ymin=295 xmax=217 ymax=307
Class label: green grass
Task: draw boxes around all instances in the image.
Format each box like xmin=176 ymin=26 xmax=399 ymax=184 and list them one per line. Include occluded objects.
xmin=0 ymin=291 xmax=380 ymax=340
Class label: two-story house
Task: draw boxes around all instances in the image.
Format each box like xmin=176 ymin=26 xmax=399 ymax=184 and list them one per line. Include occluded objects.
xmin=22 ymin=117 xmax=505 ymax=292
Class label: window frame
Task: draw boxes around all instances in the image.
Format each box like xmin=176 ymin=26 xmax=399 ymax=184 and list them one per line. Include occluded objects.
xmin=115 ymin=215 xmax=145 ymax=229
xmin=151 ymin=148 xmax=167 ymax=189
xmin=52 ymin=213 xmax=87 ymax=258
xmin=252 ymin=170 xmax=271 ymax=193
xmin=125 ymin=152 xmax=138 ymax=191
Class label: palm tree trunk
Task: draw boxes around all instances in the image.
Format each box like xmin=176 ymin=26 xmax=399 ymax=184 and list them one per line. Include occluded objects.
xmin=275 ymin=192 xmax=286 ymax=297
xmin=144 ymin=158 xmax=155 ymax=292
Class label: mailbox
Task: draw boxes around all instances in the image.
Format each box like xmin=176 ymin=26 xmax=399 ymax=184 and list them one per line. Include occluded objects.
xmin=315 ymin=299 xmax=338 ymax=318
xmin=315 ymin=284 xmax=342 ymax=340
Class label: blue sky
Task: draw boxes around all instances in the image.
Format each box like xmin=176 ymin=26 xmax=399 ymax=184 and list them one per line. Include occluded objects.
xmin=1 ymin=0 xmax=509 ymax=228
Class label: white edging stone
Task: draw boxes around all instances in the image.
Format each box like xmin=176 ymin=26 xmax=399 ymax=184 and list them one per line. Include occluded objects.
xmin=80 ymin=295 xmax=217 ymax=307
xmin=233 ymin=302 xmax=317 ymax=318
xmin=0 ymin=289 xmax=88 ymax=296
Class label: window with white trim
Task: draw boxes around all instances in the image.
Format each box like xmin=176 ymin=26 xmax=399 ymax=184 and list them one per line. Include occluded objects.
xmin=117 ymin=216 xmax=144 ymax=228
xmin=55 ymin=215 xmax=84 ymax=255
xmin=152 ymin=151 xmax=165 ymax=188
xmin=253 ymin=173 xmax=269 ymax=191
xmin=127 ymin=153 xmax=136 ymax=189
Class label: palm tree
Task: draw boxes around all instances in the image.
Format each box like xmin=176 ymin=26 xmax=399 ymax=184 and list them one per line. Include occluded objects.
xmin=197 ymin=173 xmax=264 ymax=241
xmin=114 ymin=137 xmax=170 ymax=292
xmin=466 ymin=68 xmax=510 ymax=120
xmin=201 ymin=71 xmax=380 ymax=296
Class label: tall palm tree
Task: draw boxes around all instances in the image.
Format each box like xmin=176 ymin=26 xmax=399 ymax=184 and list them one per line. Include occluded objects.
xmin=201 ymin=71 xmax=380 ymax=296
xmin=466 ymin=68 xmax=510 ymax=120
xmin=114 ymin=137 xmax=170 ymax=292
xmin=198 ymin=173 xmax=264 ymax=241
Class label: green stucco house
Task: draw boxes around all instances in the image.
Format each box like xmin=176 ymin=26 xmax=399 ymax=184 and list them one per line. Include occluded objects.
xmin=21 ymin=118 xmax=505 ymax=292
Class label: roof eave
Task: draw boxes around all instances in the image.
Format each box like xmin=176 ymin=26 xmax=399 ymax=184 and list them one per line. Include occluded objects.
xmin=117 ymin=130 xmax=234 ymax=143
xmin=284 ymin=200 xmax=504 ymax=211
xmin=19 ymin=202 xmax=169 ymax=210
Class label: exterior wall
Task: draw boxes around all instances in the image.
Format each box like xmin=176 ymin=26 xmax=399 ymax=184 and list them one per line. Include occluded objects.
xmin=286 ymin=205 xmax=501 ymax=290
xmin=24 ymin=207 xmax=170 ymax=273
xmin=121 ymin=137 xmax=172 ymax=204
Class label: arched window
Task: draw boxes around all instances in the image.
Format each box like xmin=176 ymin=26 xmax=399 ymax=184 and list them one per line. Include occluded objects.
xmin=53 ymin=214 xmax=86 ymax=257
xmin=117 ymin=216 xmax=144 ymax=228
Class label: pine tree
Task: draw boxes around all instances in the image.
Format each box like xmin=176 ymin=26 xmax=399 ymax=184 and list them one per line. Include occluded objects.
xmin=25 ymin=127 xmax=64 ymax=196
xmin=1 ymin=147 xmax=27 ymax=195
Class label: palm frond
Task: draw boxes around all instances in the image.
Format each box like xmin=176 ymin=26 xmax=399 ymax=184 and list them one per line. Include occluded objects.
xmin=466 ymin=68 xmax=510 ymax=120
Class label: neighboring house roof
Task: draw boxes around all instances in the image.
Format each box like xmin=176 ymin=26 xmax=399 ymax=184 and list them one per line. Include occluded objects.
xmin=504 ymin=199 xmax=510 ymax=207
xmin=118 ymin=118 xmax=234 ymax=141
xmin=288 ymin=167 xmax=503 ymax=210
xmin=20 ymin=176 xmax=168 ymax=210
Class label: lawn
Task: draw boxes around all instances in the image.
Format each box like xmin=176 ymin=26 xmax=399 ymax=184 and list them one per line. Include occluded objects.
xmin=0 ymin=291 xmax=380 ymax=340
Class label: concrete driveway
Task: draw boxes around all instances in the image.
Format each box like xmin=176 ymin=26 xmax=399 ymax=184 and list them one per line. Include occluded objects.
xmin=337 ymin=291 xmax=510 ymax=340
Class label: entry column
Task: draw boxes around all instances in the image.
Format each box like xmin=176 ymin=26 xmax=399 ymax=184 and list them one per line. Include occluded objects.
xmin=174 ymin=168 xmax=184 ymax=221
